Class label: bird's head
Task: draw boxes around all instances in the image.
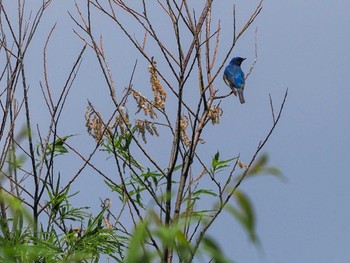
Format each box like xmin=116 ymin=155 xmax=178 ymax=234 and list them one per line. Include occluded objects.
xmin=229 ymin=57 xmax=246 ymax=66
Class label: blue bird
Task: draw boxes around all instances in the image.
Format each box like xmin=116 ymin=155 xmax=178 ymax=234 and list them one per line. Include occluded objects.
xmin=223 ymin=57 xmax=246 ymax=104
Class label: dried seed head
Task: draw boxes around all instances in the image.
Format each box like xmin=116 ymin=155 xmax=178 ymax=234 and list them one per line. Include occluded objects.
xmin=135 ymin=119 xmax=159 ymax=143
xmin=238 ymin=160 xmax=248 ymax=169
xmin=180 ymin=115 xmax=191 ymax=147
xmin=148 ymin=60 xmax=166 ymax=109
xmin=85 ymin=105 xmax=104 ymax=141
xmin=114 ymin=109 xmax=130 ymax=135
xmin=132 ymin=90 xmax=157 ymax=119
xmin=85 ymin=105 xmax=130 ymax=141
xmin=208 ymin=105 xmax=223 ymax=125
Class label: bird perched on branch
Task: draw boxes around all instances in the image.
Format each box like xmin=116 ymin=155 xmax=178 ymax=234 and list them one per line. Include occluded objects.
xmin=223 ymin=57 xmax=246 ymax=104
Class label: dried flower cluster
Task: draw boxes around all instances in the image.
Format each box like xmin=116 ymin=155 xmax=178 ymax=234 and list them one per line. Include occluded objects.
xmin=132 ymin=90 xmax=157 ymax=119
xmin=208 ymin=105 xmax=223 ymax=125
xmin=114 ymin=109 xmax=130 ymax=134
xmin=85 ymin=105 xmax=129 ymax=141
xmin=238 ymin=160 xmax=248 ymax=169
xmin=135 ymin=119 xmax=159 ymax=143
xmin=85 ymin=105 xmax=105 ymax=141
xmin=148 ymin=61 xmax=166 ymax=109
xmin=180 ymin=115 xmax=191 ymax=147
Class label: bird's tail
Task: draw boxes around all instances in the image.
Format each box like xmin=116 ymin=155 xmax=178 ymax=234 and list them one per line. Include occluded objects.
xmin=237 ymin=90 xmax=245 ymax=104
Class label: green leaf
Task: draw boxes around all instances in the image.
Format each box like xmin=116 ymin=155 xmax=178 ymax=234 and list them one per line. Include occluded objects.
xmin=125 ymin=221 xmax=150 ymax=263
xmin=202 ymin=236 xmax=232 ymax=263
xmin=192 ymin=189 xmax=217 ymax=197
xmin=37 ymin=134 xmax=77 ymax=157
xmin=173 ymin=164 xmax=182 ymax=172
xmin=53 ymin=144 xmax=68 ymax=154
xmin=246 ymin=154 xmax=285 ymax=180
xmin=103 ymin=127 xmax=143 ymax=171
xmin=210 ymin=151 xmax=237 ymax=175
xmin=212 ymin=151 xmax=220 ymax=168
xmin=226 ymin=191 xmax=260 ymax=245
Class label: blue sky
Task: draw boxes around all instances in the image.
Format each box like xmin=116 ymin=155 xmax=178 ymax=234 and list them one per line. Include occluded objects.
xmin=3 ymin=0 xmax=350 ymax=262
xmin=228 ymin=1 xmax=350 ymax=262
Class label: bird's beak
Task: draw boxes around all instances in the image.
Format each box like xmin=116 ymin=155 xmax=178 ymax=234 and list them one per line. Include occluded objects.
xmin=243 ymin=58 xmax=246 ymax=61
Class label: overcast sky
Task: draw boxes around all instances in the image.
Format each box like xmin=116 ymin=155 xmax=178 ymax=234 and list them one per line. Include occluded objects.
xmin=3 ymin=0 xmax=350 ymax=262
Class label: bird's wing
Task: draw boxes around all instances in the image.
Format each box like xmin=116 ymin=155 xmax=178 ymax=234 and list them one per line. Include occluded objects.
xmin=233 ymin=71 xmax=245 ymax=90
xmin=223 ymin=68 xmax=237 ymax=96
